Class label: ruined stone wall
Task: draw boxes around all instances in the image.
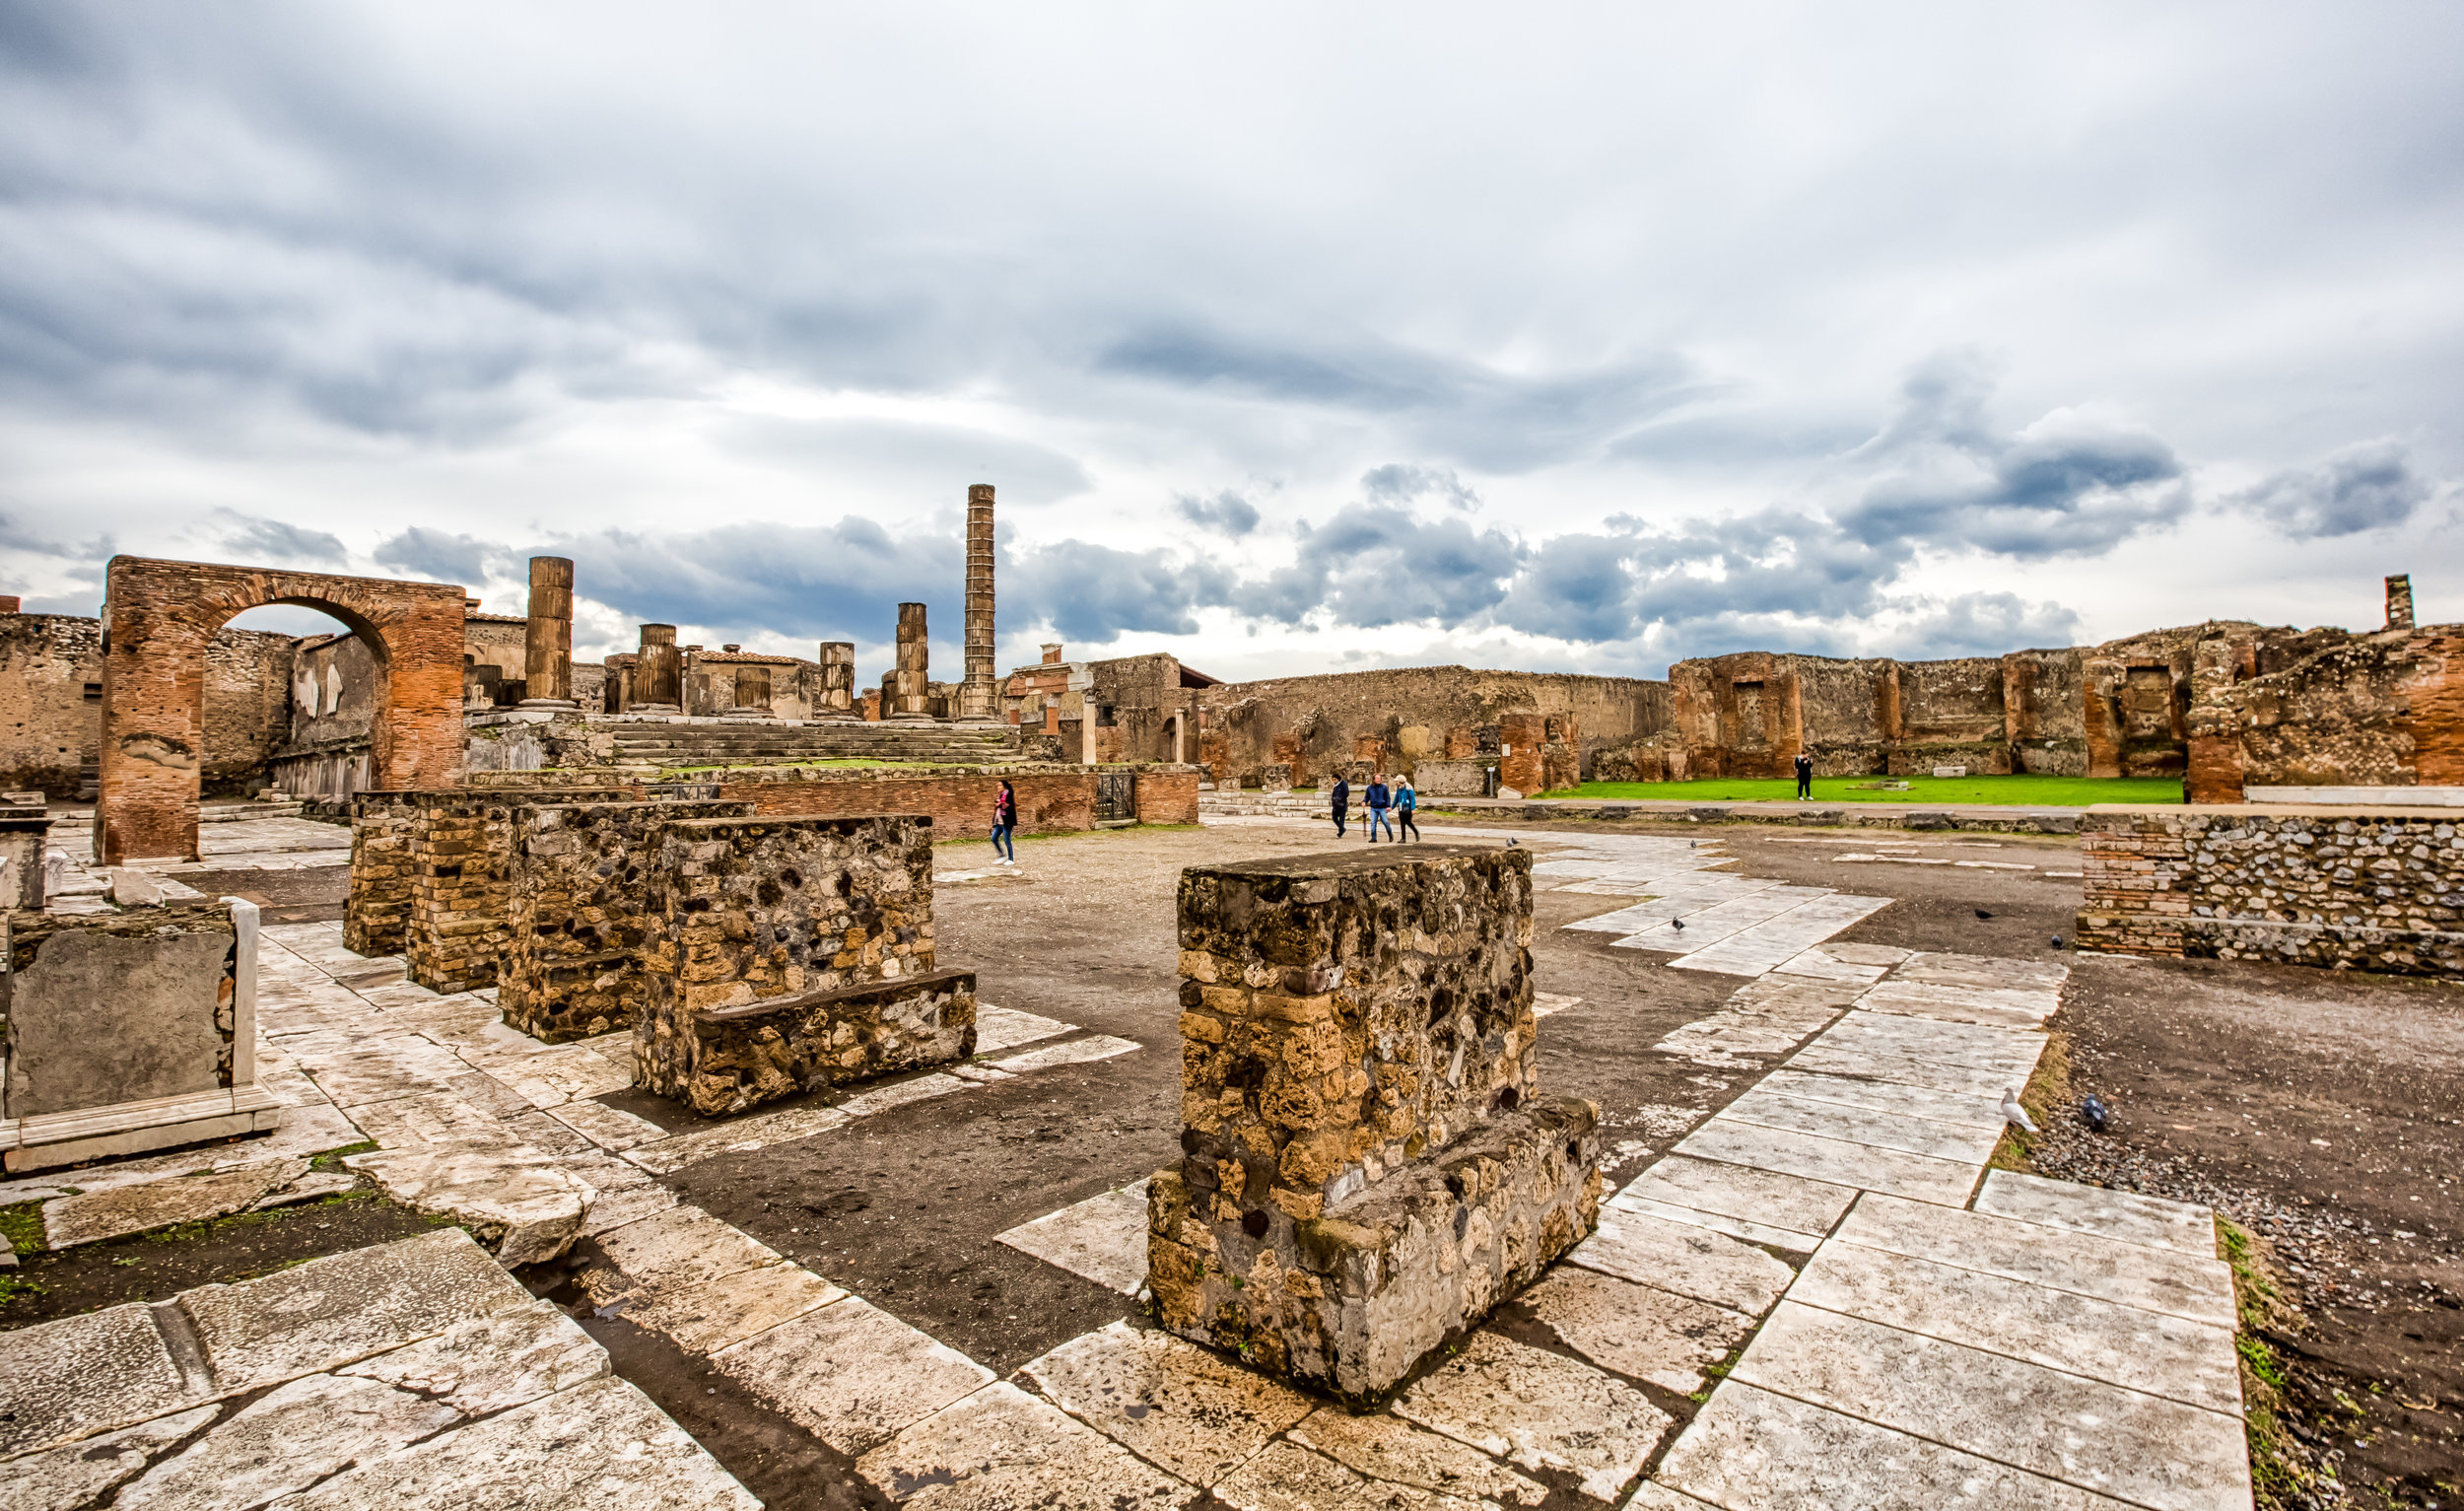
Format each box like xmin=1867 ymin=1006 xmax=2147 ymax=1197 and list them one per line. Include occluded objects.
xmin=0 ymin=612 xmax=300 ymax=798
xmin=1149 ymin=845 xmax=1600 ymax=1400
xmin=2002 ymin=648 xmax=2087 ymax=775
xmin=500 ymin=798 xmax=753 ymax=1042
xmin=2076 ymin=805 xmax=2464 ymax=977
xmin=399 ymin=789 xmax=629 ymax=993
xmin=2227 ymin=628 xmax=2463 ymax=790
xmin=346 ymin=790 xmax=424 ymax=956
xmin=636 ymin=815 xmax=975 ymax=1114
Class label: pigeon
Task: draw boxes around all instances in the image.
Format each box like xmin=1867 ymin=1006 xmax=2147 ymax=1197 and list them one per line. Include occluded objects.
xmin=1506 ymin=838 xmax=1519 ymax=848
xmin=2050 ymin=934 xmax=2065 ymax=950
xmin=1670 ymin=917 xmax=1686 ymax=932
xmin=1973 ymin=909 xmax=1994 ymax=921
xmin=2081 ymin=1094 xmax=2111 ymax=1133
xmin=2000 ymin=1087 xmax=2038 ymax=1133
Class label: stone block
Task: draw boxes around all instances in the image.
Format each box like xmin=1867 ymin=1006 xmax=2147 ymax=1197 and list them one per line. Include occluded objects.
xmin=3 ymin=905 xmax=238 ymax=1119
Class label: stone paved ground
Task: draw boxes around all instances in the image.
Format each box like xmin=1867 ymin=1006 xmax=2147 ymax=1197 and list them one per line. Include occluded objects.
xmin=2 ymin=808 xmax=2277 ymax=1508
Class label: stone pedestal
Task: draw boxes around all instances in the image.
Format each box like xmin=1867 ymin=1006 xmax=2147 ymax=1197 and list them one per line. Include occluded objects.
xmin=1147 ymin=845 xmax=1600 ymax=1403
xmin=958 ymin=485 xmax=998 ymax=722
xmin=632 ymin=623 xmax=683 ymax=714
xmin=817 ymin=641 xmax=857 ymax=721
xmin=1 ymin=808 xmax=53 ymax=910
xmin=518 ymin=556 xmax=579 ymax=711
xmin=636 ymin=814 xmax=975 ymax=1115
xmin=345 ymin=790 xmax=423 ymax=957
xmin=890 ymin=602 xmax=932 ymax=721
xmin=393 ymin=789 xmax=629 ymax=994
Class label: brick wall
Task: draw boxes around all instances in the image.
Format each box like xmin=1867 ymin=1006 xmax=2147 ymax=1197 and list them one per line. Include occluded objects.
xmin=398 ymin=789 xmax=630 ymax=993
xmin=2076 ymin=804 xmax=2464 ymax=977
xmin=346 ymin=790 xmax=424 ymax=956
xmin=0 ymin=612 xmax=298 ymax=798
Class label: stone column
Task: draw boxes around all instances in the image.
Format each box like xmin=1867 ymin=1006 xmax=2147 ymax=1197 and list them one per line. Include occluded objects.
xmin=633 ymin=624 xmax=682 ymax=714
xmin=958 ymin=484 xmax=998 ymax=722
xmin=816 ymin=642 xmax=856 ymax=721
xmin=890 ymin=602 xmax=932 ymax=721
xmin=518 ymin=556 xmax=579 ymax=709
xmin=2388 ymin=574 xmax=2416 ymax=631
xmin=723 ymin=663 xmax=774 ymax=720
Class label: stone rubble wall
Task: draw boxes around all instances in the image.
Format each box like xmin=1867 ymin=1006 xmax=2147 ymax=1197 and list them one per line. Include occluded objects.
xmin=396 ymin=789 xmax=630 ymax=993
xmin=1152 ymin=843 xmax=1599 ymax=1401
xmin=2076 ymin=804 xmax=2464 ymax=977
xmin=345 ymin=790 xmax=423 ymax=957
xmin=501 ymin=798 xmax=755 ymax=1042
xmin=637 ymin=814 xmax=973 ymax=1115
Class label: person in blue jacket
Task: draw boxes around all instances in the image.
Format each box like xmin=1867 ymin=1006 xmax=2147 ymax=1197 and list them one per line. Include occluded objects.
xmin=1394 ymin=774 xmax=1420 ymax=842
xmin=1363 ymin=774 xmax=1395 ymax=842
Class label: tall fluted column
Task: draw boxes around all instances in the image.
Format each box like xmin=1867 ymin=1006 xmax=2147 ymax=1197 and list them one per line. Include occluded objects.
xmin=889 ymin=602 xmax=932 ymax=721
xmin=958 ymin=483 xmax=997 ymax=722
xmin=633 ymin=624 xmax=682 ymax=713
xmin=518 ymin=556 xmax=578 ymax=709
xmin=816 ymin=641 xmax=856 ymax=721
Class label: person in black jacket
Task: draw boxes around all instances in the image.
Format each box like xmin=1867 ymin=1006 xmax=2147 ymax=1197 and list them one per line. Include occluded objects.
xmin=1793 ymin=750 xmax=1814 ymax=800
xmin=1330 ymin=775 xmax=1350 ymax=838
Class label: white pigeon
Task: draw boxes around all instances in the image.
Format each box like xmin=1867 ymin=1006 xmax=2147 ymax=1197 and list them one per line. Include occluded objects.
xmin=2000 ymin=1087 xmax=2038 ymax=1133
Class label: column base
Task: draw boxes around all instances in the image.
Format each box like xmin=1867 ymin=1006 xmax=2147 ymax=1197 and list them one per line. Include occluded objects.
xmin=516 ymin=699 xmax=581 ymax=712
xmin=719 ymin=709 xmax=777 ymax=721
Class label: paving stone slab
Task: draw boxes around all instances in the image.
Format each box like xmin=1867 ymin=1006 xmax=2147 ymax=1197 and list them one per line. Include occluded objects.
xmin=1567 ymin=1207 xmax=1798 ymax=1315
xmin=972 ymin=1004 xmax=1075 ymax=1054
xmin=1767 ymin=949 xmax=1890 ymax=985
xmin=593 ymin=1202 xmax=786 ymax=1293
xmin=261 ymin=1375 xmax=759 ymax=1510
xmin=856 ymin=1382 xmax=1195 ymax=1511
xmin=1605 ymin=1194 xmax=1820 ymax=1252
xmin=716 ymin=1295 xmax=994 ymax=1455
xmin=346 ymin=1090 xmax=514 ymax=1149
xmin=343 ymin=1141 xmax=590 ymax=1266
xmin=322 ymin=1292 xmax=605 ymax=1411
xmin=293 ymin=1036 xmax=472 ymax=1108
xmin=1973 ymin=1170 xmax=2219 ymax=1257
xmin=995 ymin=1180 xmax=1150 ymax=1294
xmin=1215 ymin=1439 xmax=1488 ymax=1511
xmin=989 ymin=1033 xmax=1140 ymax=1075
xmin=1852 ymin=981 xmax=2058 ymax=1029
xmin=1753 ymin=1067 xmax=2008 ymax=1130
xmin=1518 ymin=1269 xmax=1754 ymax=1393
xmin=579 ymin=1183 xmax=682 ymax=1236
xmin=1788 ymin=1242 xmax=2242 ymax=1414
xmin=0 ymin=1304 xmax=205 ymax=1458
xmin=630 ymin=1261 xmax=849 ymax=1355
xmin=43 ymin=1157 xmax=313 ymax=1248
xmin=1831 ymin=1194 xmax=2237 ymax=1327
xmin=115 ymin=1371 xmax=462 ymax=1511
xmin=185 ymin=1227 xmax=535 ymax=1395
xmin=1026 ymin=1320 xmax=1316 ymax=1485
xmin=1392 ymin=1331 xmax=1672 ymax=1502
xmin=1717 ymin=1090 xmax=2006 ymax=1164
xmin=1613 ymin=1154 xmax=1857 ymax=1241
xmin=1672 ymin=1121 xmax=1983 ymax=1207
xmin=1779 ymin=1043 xmax=2018 ymax=1099
xmin=1654 ymin=1379 xmax=2124 ymax=1511
xmin=1622 ymin=1482 xmax=1720 ymax=1510
xmin=1895 ymin=952 xmax=2068 ymax=993
xmin=251 ymin=1170 xmax=361 ymax=1210
xmin=1287 ymin=1407 xmax=1546 ymax=1506
xmin=1816 ymin=1012 xmax=2048 ymax=1073
xmin=1816 ymin=942 xmax=1916 ymax=967
xmin=624 ymin=1102 xmax=851 ymax=1174
xmin=1734 ymin=1302 xmax=2251 ymax=1511
xmin=0 ymin=1404 xmax=216 ymax=1511
xmin=838 ymin=1071 xmax=971 ymax=1118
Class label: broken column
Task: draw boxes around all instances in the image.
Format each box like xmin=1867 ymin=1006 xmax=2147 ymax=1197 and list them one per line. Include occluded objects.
xmin=400 ymin=789 xmax=628 ymax=994
xmin=500 ymin=798 xmax=753 ymax=1042
xmin=1 ymin=798 xmax=52 ymax=910
xmin=632 ymin=624 xmax=683 ymax=714
xmin=723 ymin=662 xmax=775 ymax=720
xmin=636 ymin=814 xmax=977 ymax=1116
xmin=816 ymin=641 xmax=857 ymax=721
xmin=1148 ymin=845 xmax=1601 ymax=1403
xmin=518 ymin=556 xmax=579 ymax=710
xmin=958 ymin=484 xmax=998 ymax=722
xmin=890 ymin=602 xmax=932 ymax=721
xmin=2388 ymin=574 xmax=2416 ymax=631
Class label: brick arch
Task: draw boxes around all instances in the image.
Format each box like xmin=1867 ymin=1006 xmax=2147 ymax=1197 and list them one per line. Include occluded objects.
xmin=96 ymin=557 xmax=469 ymax=862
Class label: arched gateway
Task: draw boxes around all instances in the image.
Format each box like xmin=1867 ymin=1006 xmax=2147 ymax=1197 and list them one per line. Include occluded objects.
xmin=95 ymin=557 xmax=468 ymax=863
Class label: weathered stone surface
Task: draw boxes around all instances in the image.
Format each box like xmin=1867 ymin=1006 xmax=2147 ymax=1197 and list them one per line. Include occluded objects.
xmin=714 ymin=1297 xmax=993 ymax=1454
xmin=1972 ymin=1169 xmax=2219 ymax=1256
xmin=1285 ymin=1408 xmax=1545 ymax=1506
xmin=995 ymin=1180 xmax=1150 ymax=1294
xmin=260 ymin=1376 xmax=759 ymax=1509
xmin=855 ymin=1382 xmax=1195 ymax=1511
xmin=116 ymin=1372 xmax=461 ymax=1511
xmin=0 ymin=1304 xmax=204 ymax=1457
xmin=1566 ymin=1207 xmax=1796 ymax=1317
xmin=1831 ymin=1193 xmax=2236 ymax=1328
xmin=1391 ymin=1332 xmax=1671 ymax=1502
xmin=0 ymin=1405 xmax=215 ymax=1511
xmin=1214 ymin=1440 xmax=1485 ymax=1511
xmin=1517 ymin=1269 xmax=1753 ymax=1393
xmin=1609 ymin=1154 xmax=1856 ymax=1243
xmin=623 ymin=1101 xmax=850 ymax=1174
xmin=336 ymin=1298 xmax=609 ymax=1415
xmin=44 ymin=1157 xmax=310 ymax=1248
xmin=344 ymin=1141 xmax=589 ymax=1266
xmin=1024 ymin=1321 xmax=1315 ymax=1486
xmin=3 ymin=907 xmax=238 ymax=1118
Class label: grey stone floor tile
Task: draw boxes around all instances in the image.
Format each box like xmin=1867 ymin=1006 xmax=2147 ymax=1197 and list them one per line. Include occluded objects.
xmin=1393 ymin=1331 xmax=1673 ymax=1502
xmin=972 ymin=1003 xmax=1076 ymax=1054
xmin=1755 ymin=1067 xmax=2007 ymax=1130
xmin=1831 ymin=1194 xmax=2237 ymax=1327
xmin=1214 ymin=1439 xmax=1487 ymax=1511
xmin=1973 ymin=1170 xmax=2219 ymax=1257
xmin=629 ymin=1261 xmax=849 ymax=1355
xmin=623 ymin=1102 xmax=851 ymax=1174
xmin=1673 ymin=1122 xmax=1983 ymax=1207
xmin=336 ymin=1298 xmax=608 ymax=1415
xmin=990 ymin=1033 xmax=1141 ymax=1075
xmin=292 ymin=1035 xmax=471 ymax=1108
xmin=0 ymin=1304 xmax=206 ymax=1458
xmin=715 ymin=1295 xmax=994 ymax=1455
xmin=1607 ymin=1193 xmax=1823 ymax=1252
xmin=1780 ymin=1045 xmax=2015 ymax=1099
xmin=1816 ymin=942 xmax=1916 ymax=967
xmin=185 ymin=1227 xmax=535 ymax=1395
xmin=1287 ymin=1407 xmax=1545 ymax=1505
xmin=342 ymin=1140 xmax=589 ymax=1267
xmin=1895 ymin=953 xmax=2068 ymax=993
xmin=544 ymin=1095 xmax=668 ymax=1152
xmin=592 ymin=1202 xmax=785 ymax=1293
xmin=1718 ymin=1091 xmax=2006 ymax=1164
xmin=579 ymin=1183 xmax=682 ymax=1236
xmin=344 ymin=1090 xmax=512 ymax=1149
xmin=1788 ymin=1243 xmax=2241 ymax=1414
xmin=1852 ymin=984 xmax=2058 ymax=1030
xmin=1733 ymin=1303 xmax=2251 ymax=1511
xmin=1520 ymin=1269 xmax=1754 ymax=1392
xmin=995 ymin=1180 xmax=1151 ymax=1294
xmin=1654 ymin=1379 xmax=2126 ymax=1510
xmin=1614 ymin=1154 xmax=1857 ymax=1239
xmin=1025 ymin=1320 xmax=1315 ymax=1485
xmin=114 ymin=1372 xmax=461 ymax=1511
xmin=0 ymin=1405 xmax=216 ymax=1511
xmin=260 ymin=1375 xmax=759 ymax=1509
xmin=44 ymin=1157 xmax=312 ymax=1248
xmin=1569 ymin=1207 xmax=1798 ymax=1315
xmin=856 ymin=1381 xmax=1196 ymax=1511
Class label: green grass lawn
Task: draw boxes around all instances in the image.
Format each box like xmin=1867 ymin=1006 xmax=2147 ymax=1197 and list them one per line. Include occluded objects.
xmin=1540 ymin=773 xmax=2182 ymax=806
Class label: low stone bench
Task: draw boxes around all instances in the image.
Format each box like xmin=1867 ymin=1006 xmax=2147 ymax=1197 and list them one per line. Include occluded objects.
xmin=681 ymin=968 xmax=978 ymax=1114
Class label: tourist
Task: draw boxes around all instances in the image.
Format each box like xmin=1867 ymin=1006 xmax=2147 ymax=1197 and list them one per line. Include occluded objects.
xmin=1793 ymin=749 xmax=1814 ymax=800
xmin=1331 ymin=773 xmax=1350 ymax=838
xmin=992 ymin=779 xmax=1017 ymax=865
xmin=1394 ymin=775 xmax=1420 ymax=842
xmin=1364 ymin=773 xmax=1395 ymax=842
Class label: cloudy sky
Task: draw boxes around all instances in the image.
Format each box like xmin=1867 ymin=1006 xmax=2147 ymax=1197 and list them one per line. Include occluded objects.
xmin=2 ymin=4 xmax=2457 ymax=685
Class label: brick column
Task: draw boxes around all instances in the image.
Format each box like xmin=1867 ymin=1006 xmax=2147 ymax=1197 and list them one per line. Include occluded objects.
xmin=519 ymin=556 xmax=578 ymax=709
xmin=632 ymin=624 xmax=682 ymax=713
xmin=2387 ymin=574 xmax=2416 ymax=631
xmin=816 ymin=641 xmax=856 ymax=721
xmin=889 ymin=602 xmax=931 ymax=721
xmin=958 ymin=484 xmax=998 ymax=722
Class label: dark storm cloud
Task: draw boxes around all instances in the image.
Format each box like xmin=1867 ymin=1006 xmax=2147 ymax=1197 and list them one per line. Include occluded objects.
xmin=2240 ymin=441 xmax=2432 ymax=539
xmin=1172 ymin=490 xmax=1261 ymax=537
xmin=213 ymin=511 xmax=347 ymax=565
xmin=1233 ymin=505 xmax=1526 ymax=630
xmin=374 ymin=526 xmax=494 ymax=587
